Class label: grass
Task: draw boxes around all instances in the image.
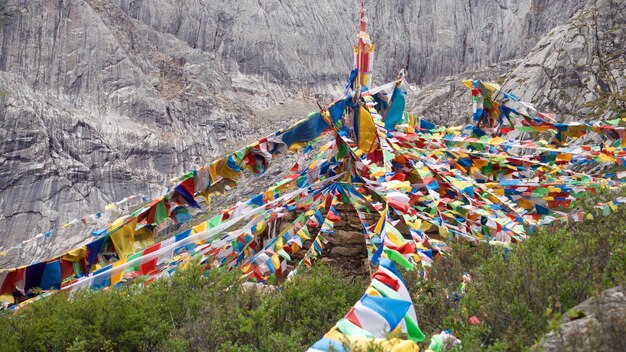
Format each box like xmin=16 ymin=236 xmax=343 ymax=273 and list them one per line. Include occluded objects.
xmin=584 ymin=91 xmax=626 ymax=119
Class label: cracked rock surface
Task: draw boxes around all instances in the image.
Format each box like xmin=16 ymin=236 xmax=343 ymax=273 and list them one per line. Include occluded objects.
xmin=0 ymin=0 xmax=623 ymax=266
xmin=532 ymin=286 xmax=626 ymax=352
xmin=406 ymin=0 xmax=625 ymax=127
xmin=502 ymin=0 xmax=626 ymax=121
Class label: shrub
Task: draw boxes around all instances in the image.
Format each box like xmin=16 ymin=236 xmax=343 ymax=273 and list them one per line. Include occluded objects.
xmin=447 ymin=199 xmax=626 ymax=350
xmin=409 ymin=242 xmax=494 ymax=336
xmin=0 ymin=262 xmax=364 ymax=352
xmin=3 ymin=190 xmax=626 ymax=351
xmin=170 ymin=263 xmax=365 ymax=351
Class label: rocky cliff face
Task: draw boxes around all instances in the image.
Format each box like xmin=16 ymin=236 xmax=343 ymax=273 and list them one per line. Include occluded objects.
xmin=407 ymin=0 xmax=625 ymax=127
xmin=0 ymin=0 xmax=317 ymax=264
xmin=502 ymin=0 xmax=626 ymax=120
xmin=111 ymin=0 xmax=593 ymax=85
xmin=0 ymin=0 xmax=623 ymax=265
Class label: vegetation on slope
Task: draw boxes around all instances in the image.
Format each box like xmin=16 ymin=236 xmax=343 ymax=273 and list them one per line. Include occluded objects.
xmin=411 ymin=191 xmax=626 ymax=351
xmin=0 ymin=264 xmax=365 ymax=352
xmin=1 ymin=193 xmax=625 ymax=351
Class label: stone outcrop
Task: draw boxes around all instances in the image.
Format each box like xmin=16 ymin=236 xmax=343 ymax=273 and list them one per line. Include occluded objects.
xmin=319 ymin=203 xmax=371 ymax=278
xmin=532 ymin=286 xmax=626 ymax=352
xmin=405 ymin=59 xmax=520 ymax=126
xmin=0 ymin=0 xmax=314 ymax=264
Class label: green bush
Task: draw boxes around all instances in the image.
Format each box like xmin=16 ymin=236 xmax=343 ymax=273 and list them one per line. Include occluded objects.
xmin=170 ymin=263 xmax=365 ymax=351
xmin=3 ymin=190 xmax=626 ymax=351
xmin=0 ymin=263 xmax=364 ymax=352
xmin=446 ymin=201 xmax=626 ymax=350
xmin=400 ymin=190 xmax=626 ymax=351
xmin=408 ymin=242 xmax=494 ymax=336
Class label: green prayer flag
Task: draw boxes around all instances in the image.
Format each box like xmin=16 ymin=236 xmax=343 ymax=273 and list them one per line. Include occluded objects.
xmin=207 ymin=214 xmax=222 ymax=228
xmin=154 ymin=200 xmax=169 ymax=224
xmin=606 ymin=118 xmax=621 ymax=125
xmin=405 ymin=314 xmax=426 ymax=342
xmin=335 ymin=318 xmax=375 ymax=338
xmin=125 ymin=252 xmax=143 ymax=273
xmin=277 ymin=249 xmax=291 ymax=261
xmin=384 ymin=248 xmax=413 ymax=271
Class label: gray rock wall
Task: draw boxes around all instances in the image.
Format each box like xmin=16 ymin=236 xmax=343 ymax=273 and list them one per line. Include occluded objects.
xmin=407 ymin=0 xmax=625 ymax=126
xmin=502 ymin=0 xmax=626 ymax=120
xmin=0 ymin=0 xmax=619 ymax=265
xmin=111 ymin=0 xmax=592 ymax=85
xmin=532 ymin=286 xmax=626 ymax=352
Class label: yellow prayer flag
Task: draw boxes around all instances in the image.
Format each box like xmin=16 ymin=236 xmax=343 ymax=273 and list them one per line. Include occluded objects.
xmin=0 ymin=295 xmax=14 ymax=304
xmin=482 ymin=81 xmax=501 ymax=93
xmin=271 ymin=254 xmax=280 ymax=271
xmin=110 ymin=217 xmax=138 ymax=260
xmin=324 ymin=331 xmax=419 ymax=352
xmin=386 ymin=226 xmax=406 ymax=246
xmin=254 ymin=220 xmax=268 ymax=235
xmin=192 ymin=222 xmax=208 ymax=234
xmin=275 ymin=236 xmax=284 ymax=248
xmin=110 ymin=259 xmax=127 ymax=286
xmin=365 ymin=286 xmax=382 ymax=297
xmin=288 ymin=142 xmax=306 ymax=152
xmin=215 ymin=159 xmax=240 ymax=180
xmin=489 ymin=136 xmax=505 ymax=145
xmin=556 ymin=153 xmax=572 ymax=162
xmin=374 ymin=211 xmax=386 ymax=234
xmin=297 ymin=228 xmax=311 ymax=241
xmin=473 ymin=158 xmax=489 ymax=168
xmin=63 ymin=247 xmax=87 ymax=262
xmin=599 ymin=153 xmax=615 ymax=162
xmin=517 ymin=198 xmax=534 ymax=210
xmin=357 ymin=106 xmax=378 ymax=153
